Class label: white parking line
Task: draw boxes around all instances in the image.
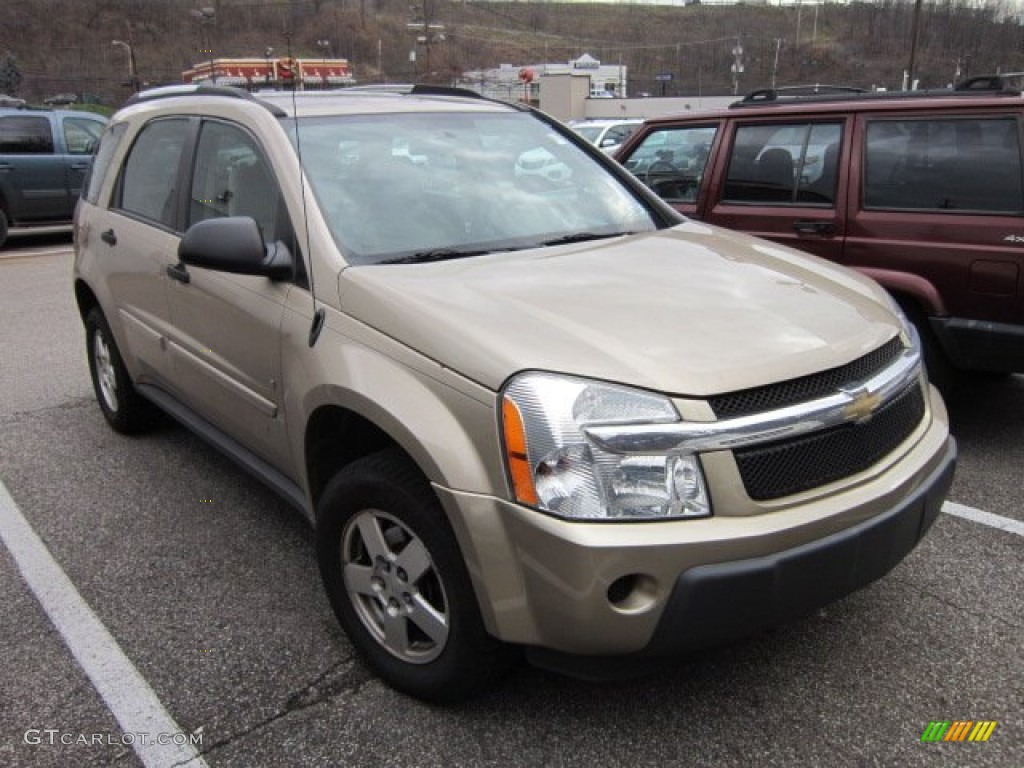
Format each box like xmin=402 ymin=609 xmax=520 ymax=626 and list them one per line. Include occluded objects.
xmin=942 ymin=500 xmax=1024 ymax=537
xmin=0 ymin=480 xmax=208 ymax=768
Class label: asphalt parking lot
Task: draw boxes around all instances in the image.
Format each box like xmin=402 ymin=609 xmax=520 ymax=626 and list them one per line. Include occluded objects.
xmin=1 ymin=237 xmax=1021 ymax=767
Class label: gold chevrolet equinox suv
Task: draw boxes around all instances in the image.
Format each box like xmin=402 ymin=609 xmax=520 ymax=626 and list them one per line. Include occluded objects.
xmin=73 ymin=84 xmax=956 ymax=702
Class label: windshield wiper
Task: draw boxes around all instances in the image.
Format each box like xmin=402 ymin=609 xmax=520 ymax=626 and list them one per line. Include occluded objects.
xmin=539 ymin=231 xmax=633 ymax=247
xmin=379 ymin=248 xmax=496 ymax=265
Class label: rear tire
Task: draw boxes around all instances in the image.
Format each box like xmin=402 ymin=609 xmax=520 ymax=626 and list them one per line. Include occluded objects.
xmin=85 ymin=307 xmax=160 ymax=433
xmin=316 ymin=448 xmax=516 ymax=703
xmin=0 ymin=208 xmax=9 ymax=248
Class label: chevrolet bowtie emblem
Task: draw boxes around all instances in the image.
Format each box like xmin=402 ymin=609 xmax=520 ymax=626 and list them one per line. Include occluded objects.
xmin=844 ymin=389 xmax=883 ymax=422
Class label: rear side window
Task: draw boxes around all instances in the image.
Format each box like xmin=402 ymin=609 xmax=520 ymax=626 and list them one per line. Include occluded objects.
xmin=117 ymin=118 xmax=189 ymax=228
xmin=0 ymin=115 xmax=53 ymax=154
xmin=864 ymin=117 xmax=1023 ymax=213
xmin=63 ymin=117 xmax=105 ymax=155
xmin=723 ymin=122 xmax=843 ymax=206
xmin=84 ymin=123 xmax=128 ymax=205
xmin=622 ymin=125 xmax=718 ymax=203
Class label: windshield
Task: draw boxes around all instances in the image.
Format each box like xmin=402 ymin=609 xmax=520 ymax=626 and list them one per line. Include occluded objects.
xmin=288 ymin=111 xmax=658 ymax=265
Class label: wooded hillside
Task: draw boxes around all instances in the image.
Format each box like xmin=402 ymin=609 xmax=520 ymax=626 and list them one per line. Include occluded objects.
xmin=1 ymin=0 xmax=1022 ymax=106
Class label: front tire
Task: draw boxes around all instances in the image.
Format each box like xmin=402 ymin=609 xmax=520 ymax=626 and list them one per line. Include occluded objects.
xmin=316 ymin=449 xmax=515 ymax=703
xmin=85 ymin=307 xmax=159 ymax=433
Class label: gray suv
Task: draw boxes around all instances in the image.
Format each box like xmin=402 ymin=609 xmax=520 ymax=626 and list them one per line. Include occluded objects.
xmin=73 ymin=84 xmax=955 ymax=702
xmin=0 ymin=106 xmax=107 ymax=246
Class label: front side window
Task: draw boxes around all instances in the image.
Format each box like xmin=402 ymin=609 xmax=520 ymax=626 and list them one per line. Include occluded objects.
xmin=63 ymin=117 xmax=105 ymax=155
xmin=621 ymin=125 xmax=718 ymax=203
xmin=0 ymin=115 xmax=53 ymax=154
xmin=291 ymin=111 xmax=660 ymax=265
xmin=863 ymin=117 xmax=1023 ymax=213
xmin=117 ymin=118 xmax=189 ymax=228
xmin=188 ymin=120 xmax=283 ymax=242
xmin=724 ymin=122 xmax=843 ymax=206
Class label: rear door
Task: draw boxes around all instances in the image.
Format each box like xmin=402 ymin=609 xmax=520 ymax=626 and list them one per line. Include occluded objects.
xmin=59 ymin=114 xmax=106 ymax=211
xmin=845 ymin=109 xmax=1024 ymax=335
xmin=702 ymin=117 xmax=849 ymax=262
xmin=94 ymin=117 xmax=191 ymax=386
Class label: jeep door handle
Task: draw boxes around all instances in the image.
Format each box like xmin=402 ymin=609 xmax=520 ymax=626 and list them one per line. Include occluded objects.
xmin=166 ymin=262 xmax=191 ymax=284
xmin=793 ymin=220 xmax=836 ymax=236
xmin=100 ymin=228 xmax=117 ymax=246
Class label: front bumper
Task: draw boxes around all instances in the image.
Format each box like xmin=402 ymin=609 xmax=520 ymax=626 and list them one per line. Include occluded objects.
xmin=436 ymin=401 xmax=954 ymax=667
xmin=526 ymin=437 xmax=955 ymax=679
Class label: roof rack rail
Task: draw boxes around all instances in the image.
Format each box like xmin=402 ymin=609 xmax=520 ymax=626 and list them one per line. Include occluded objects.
xmin=740 ymin=84 xmax=867 ymax=104
xmin=126 ymin=83 xmax=287 ymax=117
xmin=731 ymin=74 xmax=1020 ymax=108
xmin=954 ymin=74 xmax=1021 ymax=92
xmin=409 ymin=84 xmax=486 ymax=100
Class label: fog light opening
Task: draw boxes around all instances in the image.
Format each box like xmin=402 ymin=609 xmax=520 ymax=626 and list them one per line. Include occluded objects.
xmin=607 ymin=573 xmax=658 ymax=613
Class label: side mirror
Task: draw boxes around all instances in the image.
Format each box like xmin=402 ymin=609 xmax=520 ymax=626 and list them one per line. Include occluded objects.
xmin=178 ymin=217 xmax=292 ymax=281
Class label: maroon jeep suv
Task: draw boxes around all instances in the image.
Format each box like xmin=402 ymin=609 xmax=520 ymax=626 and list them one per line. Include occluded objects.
xmin=616 ymin=78 xmax=1024 ymax=388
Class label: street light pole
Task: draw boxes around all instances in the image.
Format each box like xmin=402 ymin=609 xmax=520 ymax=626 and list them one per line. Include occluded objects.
xmin=111 ymin=40 xmax=138 ymax=92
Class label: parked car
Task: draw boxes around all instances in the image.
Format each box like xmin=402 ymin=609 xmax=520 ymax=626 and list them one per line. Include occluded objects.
xmin=74 ymin=83 xmax=954 ymax=702
xmin=571 ymin=118 xmax=643 ymax=154
xmin=615 ymin=78 xmax=1024 ymax=388
xmin=0 ymin=106 xmax=107 ymax=246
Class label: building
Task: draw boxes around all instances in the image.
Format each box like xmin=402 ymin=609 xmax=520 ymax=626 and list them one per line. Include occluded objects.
xmin=458 ymin=53 xmax=627 ymax=103
xmin=182 ymin=57 xmax=356 ymax=90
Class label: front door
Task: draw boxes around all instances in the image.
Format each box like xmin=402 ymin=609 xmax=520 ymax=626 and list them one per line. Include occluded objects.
xmin=164 ymin=118 xmax=293 ymax=472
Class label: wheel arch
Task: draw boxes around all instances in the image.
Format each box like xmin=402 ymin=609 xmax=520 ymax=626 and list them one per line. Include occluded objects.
xmin=74 ymin=278 xmax=101 ymax=322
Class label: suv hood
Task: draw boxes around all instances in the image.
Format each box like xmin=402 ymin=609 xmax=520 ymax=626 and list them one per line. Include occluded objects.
xmin=338 ymin=223 xmax=900 ymax=396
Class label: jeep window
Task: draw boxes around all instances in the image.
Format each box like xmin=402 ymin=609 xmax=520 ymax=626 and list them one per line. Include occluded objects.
xmin=117 ymin=118 xmax=189 ymax=228
xmin=622 ymin=125 xmax=717 ymax=203
xmin=863 ymin=117 xmax=1024 ymax=214
xmin=0 ymin=115 xmax=53 ymax=154
xmin=290 ymin=111 xmax=658 ymax=265
xmin=189 ymin=119 xmax=285 ymax=243
xmin=723 ymin=122 xmax=843 ymax=206
xmin=83 ymin=122 xmax=127 ymax=205
xmin=63 ymin=116 xmax=105 ymax=155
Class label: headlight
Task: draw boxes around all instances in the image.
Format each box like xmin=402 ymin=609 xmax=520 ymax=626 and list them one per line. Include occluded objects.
xmin=501 ymin=372 xmax=711 ymax=520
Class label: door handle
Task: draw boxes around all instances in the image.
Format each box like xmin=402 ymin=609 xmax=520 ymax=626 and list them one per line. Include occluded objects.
xmin=793 ymin=220 xmax=836 ymax=236
xmin=166 ymin=262 xmax=191 ymax=284
xmin=100 ymin=229 xmax=117 ymax=246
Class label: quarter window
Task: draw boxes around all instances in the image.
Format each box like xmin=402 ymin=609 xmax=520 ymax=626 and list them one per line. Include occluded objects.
xmin=724 ymin=122 xmax=843 ymax=206
xmin=83 ymin=122 xmax=128 ymax=205
xmin=0 ymin=115 xmax=53 ymax=154
xmin=118 ymin=118 xmax=189 ymax=227
xmin=863 ymin=117 xmax=1023 ymax=213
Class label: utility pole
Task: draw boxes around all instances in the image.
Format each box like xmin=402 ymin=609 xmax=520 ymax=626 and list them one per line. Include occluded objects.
xmin=907 ymin=0 xmax=923 ymax=90
xmin=772 ymin=38 xmax=781 ymax=89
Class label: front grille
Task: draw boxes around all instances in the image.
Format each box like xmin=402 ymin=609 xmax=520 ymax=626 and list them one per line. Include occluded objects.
xmin=734 ymin=383 xmax=926 ymax=501
xmin=708 ymin=336 xmax=904 ymax=419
